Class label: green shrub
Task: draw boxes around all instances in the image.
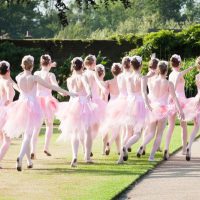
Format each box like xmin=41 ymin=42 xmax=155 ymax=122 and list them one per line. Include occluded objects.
xmin=182 ymin=58 xmax=198 ymax=97
xmin=128 ymin=25 xmax=200 ymax=60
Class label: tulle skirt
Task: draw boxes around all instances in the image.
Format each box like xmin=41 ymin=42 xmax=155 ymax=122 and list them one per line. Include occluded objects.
xmin=182 ymin=95 xmax=200 ymax=122
xmin=100 ymin=94 xmax=128 ymax=138
xmin=148 ymin=95 xmax=169 ymax=123
xmin=3 ymin=95 xmax=42 ymax=139
xmin=37 ymin=95 xmax=58 ymax=123
xmin=125 ymin=93 xmax=148 ymax=132
xmin=92 ymin=97 xmax=107 ymax=122
xmin=0 ymin=101 xmax=7 ymax=130
xmin=57 ymin=96 xmax=99 ymax=142
xmin=168 ymin=93 xmax=200 ymax=121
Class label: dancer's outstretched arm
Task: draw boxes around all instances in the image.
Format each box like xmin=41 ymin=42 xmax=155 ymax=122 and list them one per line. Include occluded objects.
xmin=34 ymin=75 xmax=76 ymax=97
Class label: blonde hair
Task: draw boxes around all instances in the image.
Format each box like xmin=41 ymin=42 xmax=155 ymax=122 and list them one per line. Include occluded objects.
xmin=195 ymin=56 xmax=200 ymax=70
xmin=122 ymin=56 xmax=131 ymax=69
xmin=84 ymin=55 xmax=96 ymax=66
xmin=21 ymin=55 xmax=34 ymax=71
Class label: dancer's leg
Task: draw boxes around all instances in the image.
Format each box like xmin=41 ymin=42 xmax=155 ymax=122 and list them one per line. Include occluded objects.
xmin=17 ymin=130 xmax=32 ymax=171
xmin=164 ymin=114 xmax=176 ymax=159
xmin=31 ymin=121 xmax=43 ymax=158
xmin=186 ymin=117 xmax=200 ymax=161
xmin=0 ymin=134 xmax=11 ymax=161
xmin=149 ymin=119 xmax=167 ymax=161
xmin=137 ymin=122 xmax=157 ymax=157
xmin=44 ymin=119 xmax=54 ymax=155
xmin=85 ymin=127 xmax=93 ymax=163
xmin=180 ymin=120 xmax=188 ymax=154
xmin=71 ymin=133 xmax=79 ymax=167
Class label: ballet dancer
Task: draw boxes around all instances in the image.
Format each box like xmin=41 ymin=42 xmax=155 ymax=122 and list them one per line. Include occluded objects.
xmin=117 ymin=56 xmax=152 ymax=164
xmin=0 ymin=61 xmax=15 ymax=168
xmin=57 ymin=57 xmax=98 ymax=167
xmin=102 ymin=63 xmax=122 ymax=155
xmin=164 ymin=54 xmax=195 ymax=160
xmin=31 ymin=54 xmax=59 ymax=159
xmin=3 ymin=55 xmax=75 ymax=171
xmin=137 ymin=61 xmax=184 ymax=161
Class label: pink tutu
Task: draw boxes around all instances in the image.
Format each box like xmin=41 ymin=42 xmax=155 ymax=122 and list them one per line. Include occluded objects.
xmin=148 ymin=95 xmax=169 ymax=123
xmin=125 ymin=93 xmax=148 ymax=132
xmin=0 ymin=102 xmax=7 ymax=130
xmin=3 ymin=94 xmax=42 ymax=139
xmin=168 ymin=93 xmax=199 ymax=121
xmin=100 ymin=94 xmax=128 ymax=137
xmin=37 ymin=95 xmax=58 ymax=123
xmin=182 ymin=95 xmax=200 ymax=121
xmin=92 ymin=97 xmax=107 ymax=121
xmin=57 ymin=96 xmax=98 ymax=142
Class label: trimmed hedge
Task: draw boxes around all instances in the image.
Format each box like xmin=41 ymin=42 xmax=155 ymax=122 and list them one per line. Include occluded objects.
xmin=0 ymin=39 xmax=135 ymax=65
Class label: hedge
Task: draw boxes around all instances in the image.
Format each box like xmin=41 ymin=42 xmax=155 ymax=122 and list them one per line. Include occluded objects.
xmin=129 ymin=24 xmax=200 ymax=60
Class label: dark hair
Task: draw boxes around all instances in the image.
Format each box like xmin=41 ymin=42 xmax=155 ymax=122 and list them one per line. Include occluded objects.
xmin=131 ymin=58 xmax=141 ymax=70
xmin=71 ymin=57 xmax=83 ymax=71
xmin=149 ymin=58 xmax=159 ymax=70
xmin=0 ymin=62 xmax=9 ymax=75
xmin=96 ymin=68 xmax=104 ymax=77
xmin=111 ymin=63 xmax=122 ymax=76
xmin=170 ymin=56 xmax=180 ymax=68
xmin=158 ymin=61 xmax=168 ymax=75
xmin=40 ymin=54 xmax=51 ymax=66
xmin=122 ymin=56 xmax=131 ymax=69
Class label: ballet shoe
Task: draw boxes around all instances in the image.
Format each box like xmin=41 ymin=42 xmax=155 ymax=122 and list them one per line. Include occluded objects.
xmin=44 ymin=150 xmax=52 ymax=156
xmin=127 ymin=147 xmax=132 ymax=152
xmin=163 ymin=150 xmax=169 ymax=160
xmin=16 ymin=157 xmax=22 ymax=172
xmin=122 ymin=147 xmax=128 ymax=161
xmin=182 ymin=149 xmax=187 ymax=155
xmin=157 ymin=147 xmax=162 ymax=152
xmin=31 ymin=153 xmax=35 ymax=160
xmin=70 ymin=158 xmax=77 ymax=167
xmin=137 ymin=146 xmax=144 ymax=158
xmin=105 ymin=147 xmax=110 ymax=156
xmin=105 ymin=142 xmax=110 ymax=155
xmin=85 ymin=159 xmax=94 ymax=164
xmin=117 ymin=156 xmax=124 ymax=164
xmin=186 ymin=148 xmax=191 ymax=161
xmin=148 ymin=156 xmax=155 ymax=162
xmin=27 ymin=163 xmax=33 ymax=169
xmin=142 ymin=150 xmax=146 ymax=155
xmin=90 ymin=152 xmax=93 ymax=157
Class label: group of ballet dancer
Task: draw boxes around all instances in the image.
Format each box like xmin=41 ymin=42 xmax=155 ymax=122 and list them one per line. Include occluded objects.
xmin=0 ymin=53 xmax=200 ymax=171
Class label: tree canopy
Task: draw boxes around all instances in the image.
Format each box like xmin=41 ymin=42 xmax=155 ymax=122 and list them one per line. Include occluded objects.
xmin=0 ymin=0 xmax=199 ymax=39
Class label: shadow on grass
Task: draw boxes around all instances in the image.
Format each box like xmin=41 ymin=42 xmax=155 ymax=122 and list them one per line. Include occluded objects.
xmin=32 ymin=167 xmax=147 ymax=176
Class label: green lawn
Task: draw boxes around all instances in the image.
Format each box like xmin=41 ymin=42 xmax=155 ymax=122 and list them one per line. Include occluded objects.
xmin=0 ymin=125 xmax=196 ymax=200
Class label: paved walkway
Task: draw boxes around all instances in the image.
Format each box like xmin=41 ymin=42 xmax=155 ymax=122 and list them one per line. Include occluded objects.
xmin=119 ymin=139 xmax=200 ymax=200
